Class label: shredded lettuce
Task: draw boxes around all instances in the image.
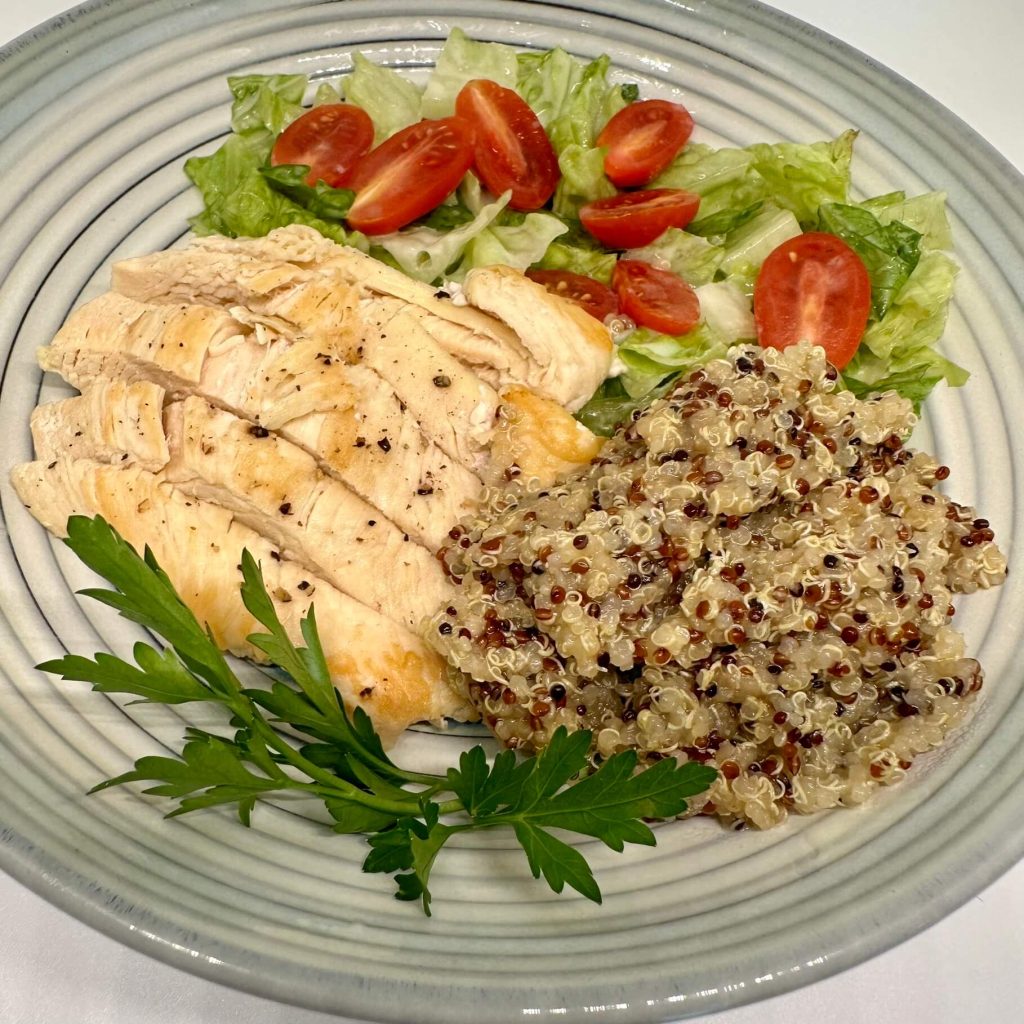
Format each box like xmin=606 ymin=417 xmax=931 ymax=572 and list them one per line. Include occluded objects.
xmin=342 ymin=53 xmax=422 ymax=142
xmin=420 ymin=28 xmax=519 ymax=118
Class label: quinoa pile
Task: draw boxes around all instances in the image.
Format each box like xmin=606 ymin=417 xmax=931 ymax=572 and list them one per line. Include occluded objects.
xmin=429 ymin=343 xmax=1007 ymax=828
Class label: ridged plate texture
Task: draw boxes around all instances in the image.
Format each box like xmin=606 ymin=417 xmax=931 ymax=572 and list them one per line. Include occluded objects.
xmin=0 ymin=1 xmax=1022 ymax=1021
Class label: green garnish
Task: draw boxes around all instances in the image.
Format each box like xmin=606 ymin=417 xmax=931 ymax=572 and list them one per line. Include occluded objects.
xmin=40 ymin=516 xmax=715 ymax=915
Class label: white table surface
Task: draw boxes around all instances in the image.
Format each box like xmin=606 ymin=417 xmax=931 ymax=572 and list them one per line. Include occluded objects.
xmin=1 ymin=1 xmax=1022 ymax=1022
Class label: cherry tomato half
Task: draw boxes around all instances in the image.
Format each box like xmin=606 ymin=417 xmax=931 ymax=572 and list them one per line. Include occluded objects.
xmin=270 ymin=104 xmax=374 ymax=188
xmin=455 ymin=79 xmax=560 ymax=211
xmin=579 ymin=189 xmax=701 ymax=249
xmin=612 ymin=259 xmax=701 ymax=336
xmin=346 ymin=117 xmax=476 ymax=235
xmin=596 ymin=99 xmax=695 ymax=188
xmin=526 ymin=269 xmax=619 ymax=322
xmin=753 ymin=232 xmax=871 ymax=369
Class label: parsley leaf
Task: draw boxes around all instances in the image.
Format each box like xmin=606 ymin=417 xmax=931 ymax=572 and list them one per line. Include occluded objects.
xmin=41 ymin=516 xmax=717 ymax=915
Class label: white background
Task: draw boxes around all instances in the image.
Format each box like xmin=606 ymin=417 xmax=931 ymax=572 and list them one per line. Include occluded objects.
xmin=1 ymin=1 xmax=1022 ymax=1022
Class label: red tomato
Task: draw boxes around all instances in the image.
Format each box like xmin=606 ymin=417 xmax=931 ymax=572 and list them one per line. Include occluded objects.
xmin=612 ymin=259 xmax=701 ymax=335
xmin=455 ymin=79 xmax=559 ymax=211
xmin=579 ymin=189 xmax=701 ymax=249
xmin=753 ymin=232 xmax=871 ymax=369
xmin=270 ymin=104 xmax=374 ymax=188
xmin=346 ymin=117 xmax=475 ymax=235
xmin=526 ymin=269 xmax=619 ymax=321
xmin=596 ymin=99 xmax=695 ymax=187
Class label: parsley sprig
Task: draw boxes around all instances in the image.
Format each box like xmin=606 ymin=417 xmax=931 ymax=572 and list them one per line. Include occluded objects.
xmin=40 ymin=516 xmax=716 ymax=914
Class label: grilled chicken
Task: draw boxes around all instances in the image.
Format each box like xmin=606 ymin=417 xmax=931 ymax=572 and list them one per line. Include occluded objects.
xmin=17 ymin=225 xmax=608 ymax=742
xmin=113 ymin=226 xmax=613 ymax=409
xmin=40 ymin=292 xmax=483 ymax=548
xmin=11 ymin=458 xmax=468 ymax=742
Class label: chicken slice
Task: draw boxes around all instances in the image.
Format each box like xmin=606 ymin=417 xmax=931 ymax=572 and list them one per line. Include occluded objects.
xmin=359 ymin=298 xmax=499 ymax=468
xmin=462 ymin=265 xmax=613 ymax=412
xmin=112 ymin=245 xmax=362 ymax=346
xmin=39 ymin=292 xmax=482 ymax=548
xmin=116 ymin=227 xmax=611 ymax=411
xmin=488 ymin=386 xmax=606 ymax=488
xmin=161 ymin=396 xmax=452 ymax=633
xmin=30 ymin=380 xmax=169 ymax=472
xmin=10 ymin=458 xmax=470 ymax=742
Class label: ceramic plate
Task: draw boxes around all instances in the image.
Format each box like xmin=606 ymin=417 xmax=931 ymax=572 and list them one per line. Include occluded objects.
xmin=1 ymin=1 xmax=1023 ymax=1021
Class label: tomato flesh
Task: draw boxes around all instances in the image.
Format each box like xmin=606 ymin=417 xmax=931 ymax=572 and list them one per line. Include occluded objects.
xmin=270 ymin=104 xmax=374 ymax=188
xmin=753 ymin=231 xmax=871 ymax=369
xmin=346 ymin=117 xmax=476 ymax=234
xmin=455 ymin=79 xmax=559 ymax=211
xmin=612 ymin=259 xmax=701 ymax=336
xmin=526 ymin=269 xmax=619 ymax=322
xmin=580 ymin=189 xmax=701 ymax=249
xmin=597 ymin=99 xmax=695 ymax=187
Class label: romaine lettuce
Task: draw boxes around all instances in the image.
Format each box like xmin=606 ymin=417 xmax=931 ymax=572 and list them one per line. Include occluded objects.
xmin=816 ymin=201 xmax=922 ymax=319
xmin=342 ymin=53 xmax=422 ymax=142
xmin=624 ymin=227 xmax=724 ymax=286
xmin=420 ymin=28 xmax=519 ymax=118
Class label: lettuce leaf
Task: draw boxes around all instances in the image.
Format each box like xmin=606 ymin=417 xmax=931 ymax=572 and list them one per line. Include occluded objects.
xmin=186 ymin=75 xmax=366 ymax=246
xmin=342 ymin=53 xmax=422 ymax=142
xmin=745 ymin=130 xmax=856 ymax=226
xmin=624 ymin=228 xmax=724 ymax=286
xmin=421 ymin=28 xmax=519 ymax=118
xmin=552 ymin=144 xmax=616 ymax=221
xmin=719 ymin=205 xmax=801 ymax=294
xmin=531 ymin=238 xmax=617 ymax=284
xmin=456 ymin=211 xmax=568 ymax=279
xmin=816 ymin=201 xmax=922 ymax=319
xmin=227 ymin=74 xmax=307 ymax=135
xmin=372 ymin=191 xmax=513 ymax=282
xmin=843 ymin=250 xmax=966 ymax=407
xmin=259 ymin=165 xmax=355 ymax=221
xmin=861 ymin=190 xmax=953 ymax=251
xmin=657 ymin=131 xmax=855 ymax=235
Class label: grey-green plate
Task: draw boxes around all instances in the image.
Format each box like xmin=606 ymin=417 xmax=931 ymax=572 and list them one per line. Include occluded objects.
xmin=1 ymin=1 xmax=1022 ymax=1021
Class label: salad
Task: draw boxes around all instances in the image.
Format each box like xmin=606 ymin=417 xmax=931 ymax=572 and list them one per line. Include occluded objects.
xmin=187 ymin=27 xmax=967 ymax=433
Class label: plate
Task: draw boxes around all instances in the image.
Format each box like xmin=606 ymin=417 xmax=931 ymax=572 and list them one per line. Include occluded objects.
xmin=1 ymin=1 xmax=1023 ymax=1021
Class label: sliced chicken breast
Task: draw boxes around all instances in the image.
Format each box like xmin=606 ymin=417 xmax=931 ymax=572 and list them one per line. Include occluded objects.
xmin=40 ymin=292 xmax=482 ymax=548
xmin=488 ymin=386 xmax=606 ymax=488
xmin=462 ymin=265 xmax=613 ymax=412
xmin=114 ymin=227 xmax=611 ymax=412
xmin=30 ymin=379 xmax=169 ymax=472
xmin=359 ymin=298 xmax=499 ymax=468
xmin=10 ymin=458 xmax=469 ymax=742
xmin=162 ymin=396 xmax=452 ymax=633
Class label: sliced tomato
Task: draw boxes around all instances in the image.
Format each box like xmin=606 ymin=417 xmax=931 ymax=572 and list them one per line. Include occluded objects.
xmin=753 ymin=232 xmax=871 ymax=369
xmin=526 ymin=269 xmax=619 ymax=321
xmin=270 ymin=104 xmax=374 ymax=188
xmin=580 ymin=189 xmax=700 ymax=249
xmin=454 ymin=79 xmax=559 ymax=211
xmin=612 ymin=259 xmax=700 ymax=335
xmin=346 ymin=117 xmax=475 ymax=235
xmin=596 ymin=99 xmax=695 ymax=187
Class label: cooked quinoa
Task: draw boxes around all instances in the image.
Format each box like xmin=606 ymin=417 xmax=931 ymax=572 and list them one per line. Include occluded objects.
xmin=428 ymin=343 xmax=1007 ymax=828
